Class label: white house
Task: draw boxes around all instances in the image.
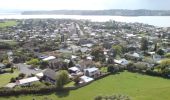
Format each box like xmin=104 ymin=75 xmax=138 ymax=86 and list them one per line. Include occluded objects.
xmin=16 ymin=77 xmax=39 ymax=86
xmin=68 ymin=67 xmax=80 ymax=73
xmin=84 ymin=67 xmax=100 ymax=78
xmin=42 ymin=56 xmax=56 ymax=61
xmin=79 ymin=76 xmax=94 ymax=83
xmin=114 ymin=59 xmax=129 ymax=65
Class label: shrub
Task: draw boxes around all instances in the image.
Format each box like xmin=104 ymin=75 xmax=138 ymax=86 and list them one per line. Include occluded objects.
xmin=27 ymin=58 xmax=40 ymax=66
xmin=94 ymin=94 xmax=131 ymax=100
xmin=165 ymin=53 xmax=170 ymax=58
xmin=18 ymin=73 xmax=26 ymax=78
xmin=10 ymin=77 xmax=16 ymax=82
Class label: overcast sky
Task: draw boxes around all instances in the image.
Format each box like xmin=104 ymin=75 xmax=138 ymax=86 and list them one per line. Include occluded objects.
xmin=0 ymin=0 xmax=170 ymax=12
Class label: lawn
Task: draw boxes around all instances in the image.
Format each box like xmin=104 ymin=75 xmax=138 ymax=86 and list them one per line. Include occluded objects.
xmin=0 ymin=21 xmax=18 ymax=28
xmin=1 ymin=71 xmax=170 ymax=100
xmin=0 ymin=40 xmax=18 ymax=45
xmin=0 ymin=69 xmax=20 ymax=87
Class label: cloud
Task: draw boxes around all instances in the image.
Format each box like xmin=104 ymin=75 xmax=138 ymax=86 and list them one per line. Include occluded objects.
xmin=0 ymin=0 xmax=169 ymax=10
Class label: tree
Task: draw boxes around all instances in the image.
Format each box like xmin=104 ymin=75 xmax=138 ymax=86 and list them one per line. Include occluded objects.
xmin=112 ymin=45 xmax=123 ymax=57
xmin=10 ymin=77 xmax=16 ymax=82
xmin=91 ymin=46 xmax=105 ymax=62
xmin=10 ymin=67 xmax=14 ymax=73
xmin=40 ymin=61 xmax=49 ymax=69
xmin=157 ymin=49 xmax=164 ymax=56
xmin=18 ymin=73 xmax=26 ymax=79
xmin=56 ymin=70 xmax=69 ymax=89
xmin=141 ymin=37 xmax=148 ymax=52
xmin=68 ymin=60 xmax=74 ymax=68
xmin=107 ymin=57 xmax=114 ymax=64
xmin=153 ymin=43 xmax=158 ymax=51
xmin=134 ymin=62 xmax=148 ymax=72
xmin=27 ymin=58 xmax=40 ymax=66
xmin=165 ymin=53 xmax=170 ymax=58
xmin=107 ymin=64 xmax=119 ymax=73
xmin=73 ymin=75 xmax=81 ymax=85
xmin=126 ymin=62 xmax=136 ymax=72
xmin=158 ymin=59 xmax=170 ymax=76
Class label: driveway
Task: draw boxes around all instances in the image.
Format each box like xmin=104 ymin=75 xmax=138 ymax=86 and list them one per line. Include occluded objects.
xmin=15 ymin=63 xmax=42 ymax=75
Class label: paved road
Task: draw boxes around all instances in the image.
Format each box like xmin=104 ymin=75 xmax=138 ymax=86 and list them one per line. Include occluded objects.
xmin=15 ymin=63 xmax=42 ymax=75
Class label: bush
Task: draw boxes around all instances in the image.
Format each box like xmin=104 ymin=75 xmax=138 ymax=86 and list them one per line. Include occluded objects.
xmin=94 ymin=94 xmax=131 ymax=100
xmin=165 ymin=53 xmax=170 ymax=58
xmin=27 ymin=58 xmax=40 ymax=66
xmin=126 ymin=62 xmax=135 ymax=72
xmin=44 ymin=82 xmax=52 ymax=86
xmin=10 ymin=77 xmax=16 ymax=82
xmin=107 ymin=64 xmax=120 ymax=73
xmin=10 ymin=67 xmax=14 ymax=73
xmin=18 ymin=73 xmax=26 ymax=78
xmin=157 ymin=49 xmax=165 ymax=55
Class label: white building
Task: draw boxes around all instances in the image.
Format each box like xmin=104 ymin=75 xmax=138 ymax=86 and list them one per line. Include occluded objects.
xmin=79 ymin=76 xmax=94 ymax=83
xmin=16 ymin=77 xmax=39 ymax=86
xmin=84 ymin=67 xmax=100 ymax=78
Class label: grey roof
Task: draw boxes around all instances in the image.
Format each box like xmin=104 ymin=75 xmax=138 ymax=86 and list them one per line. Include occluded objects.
xmin=0 ymin=63 xmax=5 ymax=67
xmin=43 ymin=68 xmax=56 ymax=80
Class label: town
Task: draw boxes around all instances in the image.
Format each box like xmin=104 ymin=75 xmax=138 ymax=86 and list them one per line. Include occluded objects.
xmin=0 ymin=19 xmax=170 ymax=100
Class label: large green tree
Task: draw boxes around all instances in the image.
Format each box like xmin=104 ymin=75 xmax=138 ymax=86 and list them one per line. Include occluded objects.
xmin=91 ymin=46 xmax=105 ymax=62
xmin=157 ymin=59 xmax=170 ymax=76
xmin=141 ymin=37 xmax=148 ymax=52
xmin=112 ymin=45 xmax=123 ymax=57
xmin=56 ymin=70 xmax=69 ymax=89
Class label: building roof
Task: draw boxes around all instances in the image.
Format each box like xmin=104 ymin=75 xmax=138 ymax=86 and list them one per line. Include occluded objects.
xmin=69 ymin=67 xmax=80 ymax=72
xmin=85 ymin=67 xmax=99 ymax=73
xmin=0 ymin=63 xmax=5 ymax=67
xmin=43 ymin=56 xmax=56 ymax=61
xmin=132 ymin=53 xmax=140 ymax=58
xmin=36 ymin=72 xmax=44 ymax=77
xmin=80 ymin=76 xmax=94 ymax=83
xmin=17 ymin=77 xmax=39 ymax=85
xmin=43 ymin=68 xmax=56 ymax=80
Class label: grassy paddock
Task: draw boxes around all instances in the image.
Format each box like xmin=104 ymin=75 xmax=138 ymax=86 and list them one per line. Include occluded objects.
xmin=0 ymin=20 xmax=18 ymax=28
xmin=0 ymin=40 xmax=18 ymax=45
xmin=0 ymin=70 xmax=19 ymax=87
xmin=1 ymin=71 xmax=170 ymax=100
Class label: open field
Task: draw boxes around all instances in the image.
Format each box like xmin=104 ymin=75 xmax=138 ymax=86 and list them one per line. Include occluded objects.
xmin=0 ymin=70 xmax=20 ymax=87
xmin=0 ymin=40 xmax=18 ymax=45
xmin=0 ymin=21 xmax=18 ymax=28
xmin=1 ymin=71 xmax=170 ymax=100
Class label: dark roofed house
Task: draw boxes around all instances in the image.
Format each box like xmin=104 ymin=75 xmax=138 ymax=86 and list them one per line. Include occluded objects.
xmin=43 ymin=68 xmax=56 ymax=84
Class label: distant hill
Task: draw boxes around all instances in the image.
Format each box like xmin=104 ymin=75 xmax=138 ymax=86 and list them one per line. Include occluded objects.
xmin=22 ymin=9 xmax=170 ymax=16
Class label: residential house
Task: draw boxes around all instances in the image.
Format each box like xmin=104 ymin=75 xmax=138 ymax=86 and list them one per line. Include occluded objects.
xmin=84 ymin=67 xmax=100 ymax=78
xmin=78 ymin=60 xmax=94 ymax=71
xmin=43 ymin=68 xmax=56 ymax=84
xmin=49 ymin=59 xmax=67 ymax=70
xmin=68 ymin=67 xmax=80 ymax=74
xmin=79 ymin=76 xmax=94 ymax=84
xmin=42 ymin=56 xmax=56 ymax=61
xmin=16 ymin=77 xmax=39 ymax=86
xmin=114 ymin=59 xmax=129 ymax=66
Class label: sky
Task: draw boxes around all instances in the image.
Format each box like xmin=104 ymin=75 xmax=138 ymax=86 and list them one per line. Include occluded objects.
xmin=0 ymin=0 xmax=170 ymax=12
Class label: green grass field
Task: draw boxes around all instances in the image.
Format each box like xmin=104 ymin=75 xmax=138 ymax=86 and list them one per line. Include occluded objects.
xmin=0 ymin=70 xmax=19 ymax=87
xmin=1 ymin=71 xmax=170 ymax=100
xmin=0 ymin=21 xmax=18 ymax=28
xmin=0 ymin=40 xmax=18 ymax=45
